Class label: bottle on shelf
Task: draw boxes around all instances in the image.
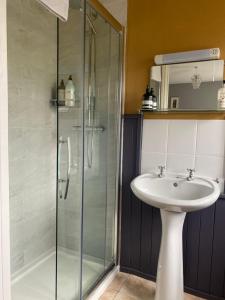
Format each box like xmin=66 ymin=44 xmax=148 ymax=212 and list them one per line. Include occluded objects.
xmin=58 ymin=80 xmax=65 ymax=103
xmin=142 ymin=85 xmax=153 ymax=110
xmin=217 ymin=80 xmax=225 ymax=109
xmin=150 ymin=88 xmax=157 ymax=110
xmin=65 ymin=75 xmax=75 ymax=107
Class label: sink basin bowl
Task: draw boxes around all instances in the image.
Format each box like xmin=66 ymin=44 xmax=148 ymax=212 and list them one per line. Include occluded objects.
xmin=131 ymin=173 xmax=220 ymax=212
xmin=131 ymin=173 xmax=220 ymax=300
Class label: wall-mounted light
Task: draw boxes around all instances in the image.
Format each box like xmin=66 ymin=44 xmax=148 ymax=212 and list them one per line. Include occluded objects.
xmin=154 ymin=48 xmax=220 ymax=65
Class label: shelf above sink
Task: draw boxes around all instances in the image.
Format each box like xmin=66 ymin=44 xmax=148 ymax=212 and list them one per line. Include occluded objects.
xmin=141 ymin=110 xmax=225 ymax=120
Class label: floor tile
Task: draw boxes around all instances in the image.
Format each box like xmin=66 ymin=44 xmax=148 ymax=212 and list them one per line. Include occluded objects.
xmin=101 ymin=272 xmax=205 ymax=300
xmin=118 ymin=274 xmax=155 ymax=300
xmin=184 ymin=294 xmax=205 ymax=300
xmin=99 ymin=290 xmax=118 ymax=300
xmin=114 ymin=293 xmax=137 ymax=300
xmin=106 ymin=272 xmax=129 ymax=292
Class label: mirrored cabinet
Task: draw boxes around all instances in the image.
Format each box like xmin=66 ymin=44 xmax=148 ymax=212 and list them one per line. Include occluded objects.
xmin=143 ymin=59 xmax=225 ymax=118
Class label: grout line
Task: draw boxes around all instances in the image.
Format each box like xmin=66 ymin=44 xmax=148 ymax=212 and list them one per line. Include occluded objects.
xmin=165 ymin=120 xmax=169 ymax=168
xmin=112 ymin=290 xmax=120 ymax=300
xmin=193 ymin=120 xmax=198 ymax=170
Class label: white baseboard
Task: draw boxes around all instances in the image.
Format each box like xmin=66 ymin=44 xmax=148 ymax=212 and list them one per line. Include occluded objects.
xmin=87 ymin=266 xmax=119 ymax=300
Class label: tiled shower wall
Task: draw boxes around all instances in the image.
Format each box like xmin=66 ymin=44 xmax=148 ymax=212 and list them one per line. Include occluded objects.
xmin=142 ymin=120 xmax=225 ymax=192
xmin=7 ymin=0 xmax=57 ymax=274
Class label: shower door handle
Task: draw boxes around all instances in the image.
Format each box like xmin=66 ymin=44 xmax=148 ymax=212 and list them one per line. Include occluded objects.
xmin=64 ymin=136 xmax=71 ymax=200
xmin=58 ymin=136 xmax=71 ymax=200
xmin=58 ymin=136 xmax=63 ymax=200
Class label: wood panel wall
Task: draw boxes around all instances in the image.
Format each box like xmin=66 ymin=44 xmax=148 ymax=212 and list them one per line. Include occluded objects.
xmin=120 ymin=114 xmax=225 ymax=300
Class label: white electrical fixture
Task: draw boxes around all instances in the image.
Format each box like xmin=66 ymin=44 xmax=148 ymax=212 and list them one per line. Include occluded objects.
xmin=154 ymin=48 xmax=220 ymax=65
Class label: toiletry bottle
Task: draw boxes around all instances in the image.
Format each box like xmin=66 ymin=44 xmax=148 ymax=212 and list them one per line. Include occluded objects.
xmin=217 ymin=80 xmax=225 ymax=109
xmin=65 ymin=75 xmax=75 ymax=107
xmin=142 ymin=85 xmax=152 ymax=110
xmin=58 ymin=80 xmax=65 ymax=103
xmin=151 ymin=88 xmax=157 ymax=110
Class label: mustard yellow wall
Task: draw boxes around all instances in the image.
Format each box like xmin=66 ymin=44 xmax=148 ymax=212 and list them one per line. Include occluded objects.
xmin=125 ymin=0 xmax=225 ymax=114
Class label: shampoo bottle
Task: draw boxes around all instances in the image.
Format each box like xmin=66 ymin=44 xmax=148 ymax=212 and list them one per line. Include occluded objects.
xmin=65 ymin=75 xmax=75 ymax=107
xmin=58 ymin=80 xmax=65 ymax=102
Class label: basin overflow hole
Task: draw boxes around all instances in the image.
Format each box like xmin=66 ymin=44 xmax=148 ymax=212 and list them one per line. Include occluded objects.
xmin=173 ymin=182 xmax=178 ymax=187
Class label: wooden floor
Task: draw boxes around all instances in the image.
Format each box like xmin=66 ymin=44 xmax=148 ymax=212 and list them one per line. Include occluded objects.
xmin=99 ymin=272 xmax=205 ymax=300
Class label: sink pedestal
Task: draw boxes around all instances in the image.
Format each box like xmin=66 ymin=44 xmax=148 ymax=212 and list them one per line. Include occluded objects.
xmin=155 ymin=209 xmax=186 ymax=300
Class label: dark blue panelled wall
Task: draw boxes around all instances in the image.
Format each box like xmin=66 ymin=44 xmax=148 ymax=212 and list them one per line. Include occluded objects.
xmin=120 ymin=114 xmax=225 ymax=300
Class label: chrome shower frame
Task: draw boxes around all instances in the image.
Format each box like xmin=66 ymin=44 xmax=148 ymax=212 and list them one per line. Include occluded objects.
xmin=86 ymin=10 xmax=97 ymax=168
xmin=85 ymin=0 xmax=125 ymax=287
xmin=81 ymin=1 xmax=125 ymax=297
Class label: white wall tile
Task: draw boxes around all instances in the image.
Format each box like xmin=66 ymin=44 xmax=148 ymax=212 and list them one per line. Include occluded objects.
xmin=196 ymin=120 xmax=225 ymax=157
xmin=195 ymin=155 xmax=225 ymax=179
xmin=142 ymin=120 xmax=168 ymax=153
xmin=167 ymin=120 xmax=197 ymax=155
xmin=141 ymin=119 xmax=225 ymax=183
xmin=166 ymin=154 xmax=195 ymax=173
xmin=141 ymin=152 xmax=166 ymax=174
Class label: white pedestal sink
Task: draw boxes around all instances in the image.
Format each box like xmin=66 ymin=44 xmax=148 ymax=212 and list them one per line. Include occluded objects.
xmin=131 ymin=173 xmax=220 ymax=300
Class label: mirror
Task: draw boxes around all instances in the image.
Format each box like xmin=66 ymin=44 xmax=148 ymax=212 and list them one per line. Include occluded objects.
xmin=149 ymin=60 xmax=225 ymax=111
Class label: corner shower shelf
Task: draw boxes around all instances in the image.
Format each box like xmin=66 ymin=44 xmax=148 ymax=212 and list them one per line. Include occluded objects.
xmin=59 ymin=107 xmax=70 ymax=113
xmin=50 ymin=100 xmax=104 ymax=131
xmin=50 ymin=99 xmax=78 ymax=113
xmin=72 ymin=125 xmax=105 ymax=132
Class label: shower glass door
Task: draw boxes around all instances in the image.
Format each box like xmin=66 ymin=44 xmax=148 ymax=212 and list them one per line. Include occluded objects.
xmin=57 ymin=1 xmax=85 ymax=299
xmin=81 ymin=3 xmax=122 ymax=297
xmin=57 ymin=1 xmax=122 ymax=299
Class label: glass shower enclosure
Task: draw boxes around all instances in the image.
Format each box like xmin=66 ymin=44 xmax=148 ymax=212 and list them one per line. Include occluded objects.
xmin=57 ymin=0 xmax=122 ymax=298
xmin=8 ymin=0 xmax=123 ymax=299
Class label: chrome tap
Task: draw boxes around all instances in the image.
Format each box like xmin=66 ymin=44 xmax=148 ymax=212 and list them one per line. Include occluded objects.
xmin=158 ymin=165 xmax=165 ymax=178
xmin=187 ymin=168 xmax=195 ymax=181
